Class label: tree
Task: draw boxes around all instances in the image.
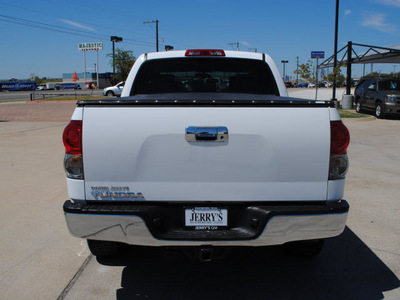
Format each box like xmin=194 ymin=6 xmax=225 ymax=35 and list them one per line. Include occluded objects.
xmin=364 ymin=71 xmax=396 ymax=79
xmin=327 ymin=63 xmax=345 ymax=83
xmin=294 ymin=61 xmax=312 ymax=82
xmin=327 ymin=71 xmax=345 ymax=84
xmin=34 ymin=76 xmax=44 ymax=84
xmin=107 ymin=48 xmax=136 ymax=83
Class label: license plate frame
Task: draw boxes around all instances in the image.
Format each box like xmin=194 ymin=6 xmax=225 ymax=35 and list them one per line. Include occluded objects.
xmin=185 ymin=207 xmax=228 ymax=229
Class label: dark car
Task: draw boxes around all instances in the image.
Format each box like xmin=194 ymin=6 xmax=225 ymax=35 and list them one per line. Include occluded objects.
xmin=354 ymin=78 xmax=400 ymax=118
xmin=55 ymin=83 xmax=82 ymax=90
xmin=284 ymin=81 xmax=294 ymax=88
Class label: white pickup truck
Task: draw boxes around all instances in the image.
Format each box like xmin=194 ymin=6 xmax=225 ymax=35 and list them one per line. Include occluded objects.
xmin=63 ymin=49 xmax=350 ymax=259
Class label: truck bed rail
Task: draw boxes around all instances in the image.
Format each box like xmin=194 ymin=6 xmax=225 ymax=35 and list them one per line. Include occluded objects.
xmin=77 ymin=93 xmax=334 ymax=107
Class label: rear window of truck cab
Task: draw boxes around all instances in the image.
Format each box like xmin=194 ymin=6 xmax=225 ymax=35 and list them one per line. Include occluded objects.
xmin=131 ymin=58 xmax=280 ymax=96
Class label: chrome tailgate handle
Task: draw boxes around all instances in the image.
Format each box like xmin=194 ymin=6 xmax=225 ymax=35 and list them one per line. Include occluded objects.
xmin=185 ymin=126 xmax=228 ymax=142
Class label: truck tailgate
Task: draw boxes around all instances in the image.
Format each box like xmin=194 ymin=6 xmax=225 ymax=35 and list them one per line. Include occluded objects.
xmin=83 ymin=107 xmax=330 ymax=202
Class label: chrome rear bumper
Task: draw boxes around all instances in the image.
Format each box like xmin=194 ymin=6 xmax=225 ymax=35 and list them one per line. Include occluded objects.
xmin=63 ymin=200 xmax=349 ymax=246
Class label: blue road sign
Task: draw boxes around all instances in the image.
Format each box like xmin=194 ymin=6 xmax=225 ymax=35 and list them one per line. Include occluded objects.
xmin=311 ymin=51 xmax=325 ymax=59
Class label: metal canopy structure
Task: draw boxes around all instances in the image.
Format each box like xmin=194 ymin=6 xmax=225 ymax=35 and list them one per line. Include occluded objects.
xmin=318 ymin=42 xmax=400 ymax=95
xmin=319 ymin=42 xmax=400 ymax=67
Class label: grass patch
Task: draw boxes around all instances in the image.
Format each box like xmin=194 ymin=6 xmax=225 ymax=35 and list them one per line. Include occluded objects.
xmin=338 ymin=109 xmax=370 ymax=118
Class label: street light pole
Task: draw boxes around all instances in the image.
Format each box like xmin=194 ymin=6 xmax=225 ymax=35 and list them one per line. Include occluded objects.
xmin=296 ymin=56 xmax=299 ymax=86
xmin=281 ymin=60 xmax=288 ymax=81
xmin=83 ymin=50 xmax=86 ymax=89
xmin=110 ymin=36 xmax=123 ymax=84
xmin=112 ymin=40 xmax=115 ymax=75
xmin=332 ymin=0 xmax=339 ymax=102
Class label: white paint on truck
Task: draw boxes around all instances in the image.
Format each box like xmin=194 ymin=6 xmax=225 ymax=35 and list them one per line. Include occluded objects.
xmin=82 ymin=107 xmax=331 ymax=201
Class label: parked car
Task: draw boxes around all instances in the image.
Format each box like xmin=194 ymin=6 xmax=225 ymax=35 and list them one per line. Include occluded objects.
xmin=284 ymin=81 xmax=294 ymax=88
xmin=103 ymin=82 xmax=124 ymax=97
xmin=55 ymin=83 xmax=81 ymax=90
xmin=342 ymin=80 xmax=357 ymax=87
xmin=354 ymin=79 xmax=367 ymax=99
xmin=354 ymin=78 xmax=400 ymax=118
xmin=36 ymin=84 xmax=46 ymax=90
xmin=297 ymin=82 xmax=308 ymax=88
xmin=307 ymin=83 xmax=316 ymax=88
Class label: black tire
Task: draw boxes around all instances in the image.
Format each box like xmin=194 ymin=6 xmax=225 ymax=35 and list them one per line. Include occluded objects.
xmin=283 ymin=239 xmax=325 ymax=257
xmin=87 ymin=239 xmax=128 ymax=257
xmin=106 ymin=91 xmax=114 ymax=97
xmin=375 ymin=103 xmax=384 ymax=119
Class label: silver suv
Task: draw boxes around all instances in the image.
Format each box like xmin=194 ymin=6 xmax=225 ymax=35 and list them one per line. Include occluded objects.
xmin=103 ymin=81 xmax=124 ymax=97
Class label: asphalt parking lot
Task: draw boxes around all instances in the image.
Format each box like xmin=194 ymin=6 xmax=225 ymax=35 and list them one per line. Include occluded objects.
xmin=0 ymin=99 xmax=399 ymax=299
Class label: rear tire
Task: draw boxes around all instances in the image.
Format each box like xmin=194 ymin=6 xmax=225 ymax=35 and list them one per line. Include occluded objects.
xmin=355 ymin=100 xmax=363 ymax=113
xmin=87 ymin=240 xmax=128 ymax=257
xmin=283 ymin=239 xmax=325 ymax=257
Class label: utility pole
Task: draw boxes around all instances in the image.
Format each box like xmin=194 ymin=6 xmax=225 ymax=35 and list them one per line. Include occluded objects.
xmin=143 ymin=20 xmax=159 ymax=52
xmin=228 ymin=42 xmax=239 ymax=51
xmin=249 ymin=48 xmax=257 ymax=52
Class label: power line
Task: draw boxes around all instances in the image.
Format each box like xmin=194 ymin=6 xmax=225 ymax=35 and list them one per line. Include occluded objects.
xmin=0 ymin=14 xmax=155 ymax=47
xmin=0 ymin=14 xmax=106 ymax=39
xmin=0 ymin=1 xmax=156 ymax=41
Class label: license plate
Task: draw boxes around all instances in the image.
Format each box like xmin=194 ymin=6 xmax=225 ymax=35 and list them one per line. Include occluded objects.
xmin=185 ymin=207 xmax=228 ymax=227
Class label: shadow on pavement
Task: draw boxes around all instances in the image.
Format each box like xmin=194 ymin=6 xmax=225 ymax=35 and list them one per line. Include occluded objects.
xmin=98 ymin=227 xmax=399 ymax=299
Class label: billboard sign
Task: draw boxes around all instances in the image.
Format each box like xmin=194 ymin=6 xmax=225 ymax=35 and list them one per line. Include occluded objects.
xmin=78 ymin=43 xmax=103 ymax=51
xmin=0 ymin=81 xmax=36 ymax=91
xmin=311 ymin=51 xmax=325 ymax=59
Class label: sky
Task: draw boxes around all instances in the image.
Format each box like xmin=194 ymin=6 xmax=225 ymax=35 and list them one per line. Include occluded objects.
xmin=1 ymin=0 xmax=400 ymax=80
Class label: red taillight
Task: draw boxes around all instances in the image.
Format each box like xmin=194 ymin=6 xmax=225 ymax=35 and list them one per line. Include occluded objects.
xmin=63 ymin=120 xmax=82 ymax=155
xmin=330 ymin=121 xmax=350 ymax=155
xmin=185 ymin=49 xmax=225 ymax=56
